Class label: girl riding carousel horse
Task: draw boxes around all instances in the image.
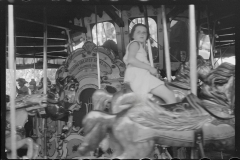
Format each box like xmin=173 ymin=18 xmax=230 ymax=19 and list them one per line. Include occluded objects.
xmin=123 ymin=23 xmax=176 ymax=104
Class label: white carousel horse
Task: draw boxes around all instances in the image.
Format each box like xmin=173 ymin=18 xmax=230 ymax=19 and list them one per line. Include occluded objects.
xmin=78 ymin=62 xmax=235 ymax=159
xmin=5 ymin=94 xmax=48 ymax=159
xmin=81 ymin=56 xmax=212 ymax=158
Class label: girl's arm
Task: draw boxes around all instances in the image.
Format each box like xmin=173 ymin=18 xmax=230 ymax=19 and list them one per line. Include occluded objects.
xmin=127 ymin=42 xmax=152 ymax=71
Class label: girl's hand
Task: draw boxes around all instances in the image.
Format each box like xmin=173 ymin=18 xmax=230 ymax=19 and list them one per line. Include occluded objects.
xmin=148 ymin=67 xmax=158 ymax=76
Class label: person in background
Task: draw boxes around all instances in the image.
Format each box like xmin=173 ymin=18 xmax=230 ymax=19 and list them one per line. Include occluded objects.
xmin=29 ymin=79 xmax=37 ymax=94
xmin=16 ymin=78 xmax=29 ymax=98
xmin=16 ymin=79 xmax=33 ymax=139
xmin=102 ymin=40 xmax=119 ymax=56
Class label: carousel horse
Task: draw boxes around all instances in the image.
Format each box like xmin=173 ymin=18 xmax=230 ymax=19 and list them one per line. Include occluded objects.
xmin=199 ymin=62 xmax=235 ymax=115
xmin=45 ymin=76 xmax=80 ymax=120
xmin=44 ymin=76 xmax=81 ymax=139
xmin=5 ymin=93 xmax=48 ymax=159
xmin=164 ymin=55 xmax=212 ymax=102
xmin=78 ymin=62 xmax=235 ymax=159
xmin=84 ymin=56 xmax=212 ymax=157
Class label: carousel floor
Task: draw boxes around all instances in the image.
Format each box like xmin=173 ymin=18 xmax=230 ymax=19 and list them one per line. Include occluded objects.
xmin=15 ymin=148 xmax=235 ymax=159
xmin=205 ymin=150 xmax=234 ymax=159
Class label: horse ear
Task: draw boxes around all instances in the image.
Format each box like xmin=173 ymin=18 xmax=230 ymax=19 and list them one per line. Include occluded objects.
xmin=111 ymin=92 xmax=136 ymax=113
xmin=92 ymin=89 xmax=113 ymax=111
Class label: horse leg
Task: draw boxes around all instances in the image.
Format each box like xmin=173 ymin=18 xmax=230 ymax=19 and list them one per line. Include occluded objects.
xmin=32 ymin=143 xmax=40 ymax=159
xmin=5 ymin=137 xmax=34 ymax=159
xmin=108 ymin=136 xmax=124 ymax=158
xmin=16 ymin=138 xmax=34 ymax=158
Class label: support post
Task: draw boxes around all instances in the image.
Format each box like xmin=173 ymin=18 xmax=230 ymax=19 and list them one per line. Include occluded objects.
xmin=161 ymin=5 xmax=172 ymax=82
xmin=95 ymin=6 xmax=101 ymax=89
xmin=189 ymin=5 xmax=197 ymax=95
xmin=8 ymin=5 xmax=17 ymax=159
xmin=143 ymin=5 xmax=154 ymax=68
xmin=43 ymin=7 xmax=48 ymax=159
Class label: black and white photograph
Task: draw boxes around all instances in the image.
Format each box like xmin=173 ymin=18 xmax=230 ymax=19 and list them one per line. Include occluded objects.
xmin=1 ymin=0 xmax=238 ymax=159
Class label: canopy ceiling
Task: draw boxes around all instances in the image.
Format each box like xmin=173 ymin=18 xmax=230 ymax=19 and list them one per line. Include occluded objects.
xmin=3 ymin=0 xmax=236 ymax=68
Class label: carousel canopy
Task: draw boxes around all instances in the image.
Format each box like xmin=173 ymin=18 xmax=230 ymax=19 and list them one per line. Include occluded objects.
xmin=3 ymin=0 xmax=236 ymax=69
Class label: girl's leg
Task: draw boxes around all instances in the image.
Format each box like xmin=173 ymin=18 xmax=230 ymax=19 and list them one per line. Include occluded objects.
xmin=151 ymin=85 xmax=176 ymax=104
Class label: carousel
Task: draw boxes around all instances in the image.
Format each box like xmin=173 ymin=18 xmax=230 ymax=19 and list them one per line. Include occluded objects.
xmin=4 ymin=1 xmax=236 ymax=159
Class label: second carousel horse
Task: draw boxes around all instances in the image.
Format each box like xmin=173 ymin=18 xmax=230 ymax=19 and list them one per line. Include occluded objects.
xmin=5 ymin=94 xmax=48 ymax=159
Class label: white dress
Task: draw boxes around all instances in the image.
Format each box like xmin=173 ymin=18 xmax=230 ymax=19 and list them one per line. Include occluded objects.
xmin=123 ymin=40 xmax=164 ymax=96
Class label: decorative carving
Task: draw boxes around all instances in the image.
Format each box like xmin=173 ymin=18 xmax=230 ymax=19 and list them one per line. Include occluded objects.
xmin=82 ymin=41 xmax=97 ymax=54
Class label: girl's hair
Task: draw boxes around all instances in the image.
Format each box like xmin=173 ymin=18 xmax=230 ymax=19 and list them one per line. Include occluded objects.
xmin=129 ymin=23 xmax=150 ymax=41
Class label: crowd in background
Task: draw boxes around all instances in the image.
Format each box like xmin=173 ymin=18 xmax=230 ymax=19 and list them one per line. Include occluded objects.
xmin=16 ymin=77 xmax=52 ymax=98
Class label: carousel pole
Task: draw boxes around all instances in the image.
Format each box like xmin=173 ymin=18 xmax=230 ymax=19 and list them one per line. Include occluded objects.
xmin=8 ymin=5 xmax=17 ymax=159
xmin=95 ymin=6 xmax=101 ymax=89
xmin=143 ymin=5 xmax=154 ymax=68
xmin=189 ymin=6 xmax=206 ymax=158
xmin=66 ymin=30 xmax=73 ymax=53
xmin=189 ymin=5 xmax=197 ymax=95
xmin=43 ymin=6 xmax=48 ymax=159
xmin=34 ymin=52 xmax=36 ymax=79
xmin=211 ymin=21 xmax=216 ymax=67
xmin=161 ymin=5 xmax=172 ymax=82
xmin=119 ymin=6 xmax=124 ymax=59
xmin=206 ymin=6 xmax=214 ymax=69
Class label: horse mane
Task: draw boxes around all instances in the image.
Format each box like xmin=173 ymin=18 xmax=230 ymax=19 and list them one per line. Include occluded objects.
xmin=199 ymin=62 xmax=235 ymax=108
xmin=203 ymin=62 xmax=235 ymax=85
xmin=128 ymin=94 xmax=212 ymax=131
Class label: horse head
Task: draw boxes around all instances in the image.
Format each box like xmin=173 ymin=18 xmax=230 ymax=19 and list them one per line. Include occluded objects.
xmin=92 ymin=83 xmax=137 ymax=114
xmin=45 ymin=76 xmax=80 ymax=120
xmin=173 ymin=55 xmax=212 ymax=86
xmin=200 ymin=62 xmax=235 ymax=108
xmin=78 ymin=111 xmax=115 ymax=155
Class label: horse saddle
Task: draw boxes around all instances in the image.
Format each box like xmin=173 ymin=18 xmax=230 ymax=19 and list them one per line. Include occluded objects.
xmin=166 ymin=81 xmax=191 ymax=90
